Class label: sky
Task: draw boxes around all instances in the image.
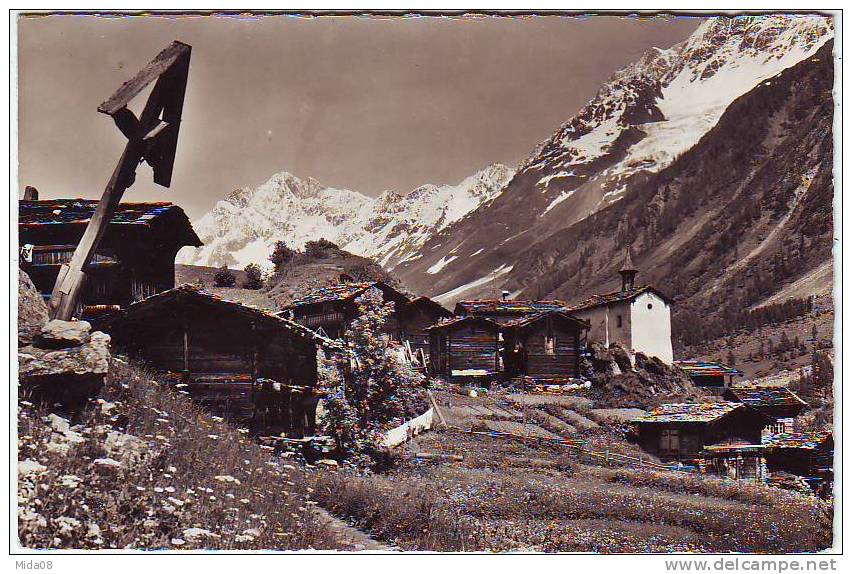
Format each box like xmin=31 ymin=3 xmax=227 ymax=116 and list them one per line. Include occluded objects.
xmin=17 ymin=13 xmax=701 ymax=220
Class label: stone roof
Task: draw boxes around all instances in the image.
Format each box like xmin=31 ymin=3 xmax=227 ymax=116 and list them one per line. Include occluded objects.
xmin=633 ymin=402 xmax=743 ymax=424
xmin=726 ymin=385 xmax=807 ymax=408
xmin=763 ymin=431 xmax=832 ymax=450
xmin=19 ymin=199 xmax=202 ymax=245
xmin=570 ymin=285 xmax=672 ymax=311
xmin=455 ymin=299 xmax=568 ymax=316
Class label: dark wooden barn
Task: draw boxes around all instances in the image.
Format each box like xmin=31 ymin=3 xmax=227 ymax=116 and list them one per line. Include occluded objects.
xmin=501 ymin=310 xmax=589 ymax=381
xmin=723 ymin=385 xmax=808 ymax=421
xmin=426 ymin=316 xmax=501 ymax=379
xmin=454 ymin=299 xmax=568 ymax=325
xmin=99 ymin=285 xmax=345 ymax=436
xmin=19 ymin=199 xmax=201 ymax=319
xmin=632 ymin=402 xmax=770 ymax=463
xmin=282 ymin=282 xmax=450 ymax=353
xmin=764 ymin=431 xmax=833 ymax=483
xmin=401 ymin=296 xmax=453 ymax=359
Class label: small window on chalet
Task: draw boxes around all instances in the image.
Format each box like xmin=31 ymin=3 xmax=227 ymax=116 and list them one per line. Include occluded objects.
xmin=660 ymin=429 xmax=680 ymax=453
xmin=544 ymin=335 xmax=556 ymax=355
xmin=616 ymin=315 xmax=623 ymax=328
xmin=647 ymin=303 xmax=653 ymax=310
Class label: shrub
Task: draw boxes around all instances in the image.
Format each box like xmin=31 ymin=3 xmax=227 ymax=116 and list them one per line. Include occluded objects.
xmin=242 ymin=263 xmax=264 ymax=290
xmin=269 ymin=241 xmax=296 ymax=272
xmin=213 ymin=266 xmax=236 ymax=288
xmin=305 ymin=239 xmax=338 ymax=259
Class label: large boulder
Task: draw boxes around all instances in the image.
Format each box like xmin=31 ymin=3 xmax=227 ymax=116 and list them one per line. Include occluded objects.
xmin=18 ymin=271 xmax=112 ymax=409
xmin=38 ymin=319 xmax=92 ymax=348
xmin=19 ymin=331 xmax=111 ymax=409
xmin=18 ymin=270 xmax=48 ymax=346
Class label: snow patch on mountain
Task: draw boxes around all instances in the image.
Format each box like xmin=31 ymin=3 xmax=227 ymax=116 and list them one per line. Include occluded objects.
xmin=521 ymin=14 xmax=833 ymax=216
xmin=434 ymin=264 xmax=514 ymax=304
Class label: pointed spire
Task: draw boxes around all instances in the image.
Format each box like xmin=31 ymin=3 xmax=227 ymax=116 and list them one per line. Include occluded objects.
xmin=619 ymin=245 xmax=638 ymax=291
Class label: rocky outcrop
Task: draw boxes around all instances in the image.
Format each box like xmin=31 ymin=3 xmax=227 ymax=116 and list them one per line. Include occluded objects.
xmin=18 ymin=269 xmax=48 ymax=346
xmin=38 ymin=320 xmax=92 ymax=348
xmin=18 ymin=269 xmax=111 ymax=409
xmin=586 ymin=343 xmax=705 ymax=409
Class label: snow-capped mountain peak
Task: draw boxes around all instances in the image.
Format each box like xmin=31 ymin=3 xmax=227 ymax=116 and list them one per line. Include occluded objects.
xmin=177 ymin=163 xmax=515 ymax=271
xmin=520 ymin=14 xmax=832 ymax=214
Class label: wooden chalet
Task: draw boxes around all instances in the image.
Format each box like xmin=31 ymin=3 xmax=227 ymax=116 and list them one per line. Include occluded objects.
xmin=763 ymin=431 xmax=833 ymax=486
xmin=426 ymin=316 xmax=502 ymax=380
xmin=632 ymin=402 xmax=769 ymax=462
xmin=282 ymin=281 xmax=450 ymax=353
xmin=723 ymin=385 xmax=808 ymax=422
xmin=454 ymin=299 xmax=568 ymax=325
xmin=675 ymin=360 xmax=744 ymax=388
xmin=19 ymin=198 xmax=201 ymax=319
xmin=98 ymin=285 xmax=345 ymax=436
xmin=501 ymin=310 xmax=589 ymax=381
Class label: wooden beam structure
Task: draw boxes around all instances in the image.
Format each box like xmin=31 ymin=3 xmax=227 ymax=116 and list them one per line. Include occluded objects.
xmin=48 ymin=41 xmax=191 ymax=320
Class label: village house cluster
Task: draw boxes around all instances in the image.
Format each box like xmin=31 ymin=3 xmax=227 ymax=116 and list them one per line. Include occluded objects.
xmin=18 ymin=196 xmax=831 ymax=493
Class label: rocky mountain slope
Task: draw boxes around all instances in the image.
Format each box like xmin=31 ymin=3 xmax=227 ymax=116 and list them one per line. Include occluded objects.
xmin=392 ymin=14 xmax=833 ymax=303
xmin=507 ymin=40 xmax=835 ymax=348
xmin=177 ymin=164 xmax=514 ymax=271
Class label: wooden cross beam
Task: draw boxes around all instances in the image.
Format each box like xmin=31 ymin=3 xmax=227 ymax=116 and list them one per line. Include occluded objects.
xmin=48 ymin=41 xmax=191 ymax=321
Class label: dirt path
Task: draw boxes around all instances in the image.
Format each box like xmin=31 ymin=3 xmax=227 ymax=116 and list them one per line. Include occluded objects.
xmin=312 ymin=505 xmax=395 ymax=551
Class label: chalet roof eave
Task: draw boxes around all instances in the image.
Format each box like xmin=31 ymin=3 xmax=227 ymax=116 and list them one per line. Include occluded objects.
xmin=424 ymin=314 xmax=501 ymax=332
xmin=19 ymin=199 xmax=203 ymax=248
xmin=104 ymin=284 xmax=346 ymax=352
xmin=406 ymin=296 xmax=452 ymax=317
xmin=503 ymin=309 xmax=591 ymax=331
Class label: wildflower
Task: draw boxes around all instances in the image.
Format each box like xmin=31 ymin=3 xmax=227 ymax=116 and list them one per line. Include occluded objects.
xmin=164 ymin=486 xmax=176 ymax=493
xmin=97 ymin=399 xmax=117 ymax=414
xmin=93 ymin=458 xmax=122 ymax=469
xmin=208 ymin=434 xmax=220 ymax=440
xmin=46 ymin=414 xmax=70 ymax=433
xmin=239 ymin=498 xmax=250 ymax=504
xmin=18 ymin=459 xmax=47 ymax=478
xmin=214 ymin=475 xmax=241 ymax=485
xmin=235 ymin=534 xmax=254 ymax=543
xmin=183 ymin=527 xmax=219 ymax=540
xmin=55 ymin=516 xmax=81 ymax=536
xmin=167 ymin=466 xmax=177 ymax=472
xmin=86 ymin=523 xmax=102 ymax=539
xmin=154 ymin=487 xmax=164 ymax=493
xmin=59 ymin=475 xmax=82 ymax=488
xmin=171 ymin=538 xmax=186 ymax=546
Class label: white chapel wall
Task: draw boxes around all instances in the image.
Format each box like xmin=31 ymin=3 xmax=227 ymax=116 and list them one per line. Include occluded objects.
xmin=629 ymin=291 xmax=673 ymax=364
